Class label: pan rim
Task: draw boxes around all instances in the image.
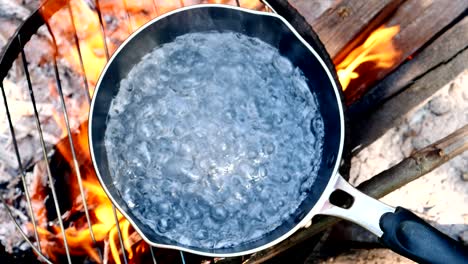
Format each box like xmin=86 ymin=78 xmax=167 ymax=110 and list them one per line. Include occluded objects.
xmin=88 ymin=3 xmax=345 ymax=257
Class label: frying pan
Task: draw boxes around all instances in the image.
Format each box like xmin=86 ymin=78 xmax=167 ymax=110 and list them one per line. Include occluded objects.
xmin=89 ymin=4 xmax=468 ymax=263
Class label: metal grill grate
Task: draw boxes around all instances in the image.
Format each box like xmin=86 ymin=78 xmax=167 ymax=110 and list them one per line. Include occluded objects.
xmin=0 ymin=1 xmax=274 ymax=263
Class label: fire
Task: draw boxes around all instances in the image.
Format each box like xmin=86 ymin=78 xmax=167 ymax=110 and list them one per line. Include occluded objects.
xmin=32 ymin=119 xmax=140 ymax=264
xmin=36 ymin=0 xmax=265 ymax=263
xmin=336 ymin=26 xmax=401 ymax=90
xmin=35 ymin=179 xmax=123 ymax=262
xmin=45 ymin=0 xmax=266 ymax=95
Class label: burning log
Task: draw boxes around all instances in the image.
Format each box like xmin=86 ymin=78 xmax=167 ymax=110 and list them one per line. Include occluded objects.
xmin=342 ymin=0 xmax=467 ymax=102
xmin=308 ymin=0 xmax=404 ymax=60
xmin=286 ymin=0 xmax=468 ymax=103
xmin=219 ymin=124 xmax=468 ymax=263
xmin=335 ymin=25 xmax=401 ymax=91
xmin=350 ymin=16 xmax=468 ymax=149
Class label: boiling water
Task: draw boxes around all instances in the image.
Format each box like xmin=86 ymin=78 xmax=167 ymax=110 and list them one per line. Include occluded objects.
xmin=105 ymin=32 xmax=325 ymax=249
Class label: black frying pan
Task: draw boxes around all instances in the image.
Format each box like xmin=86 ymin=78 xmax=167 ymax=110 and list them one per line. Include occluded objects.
xmin=89 ymin=4 xmax=468 ymax=262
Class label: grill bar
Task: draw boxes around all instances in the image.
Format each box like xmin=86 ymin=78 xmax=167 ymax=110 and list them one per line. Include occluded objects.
xmin=19 ymin=34 xmax=73 ymax=264
xmin=45 ymin=22 xmax=104 ymax=262
xmin=152 ymin=0 xmax=159 ymax=15
xmin=149 ymin=246 xmax=158 ymax=264
xmin=112 ymin=205 xmax=129 ymax=264
xmin=94 ymin=0 xmax=111 ymax=59
xmin=91 ymin=3 xmax=131 ymax=263
xmin=180 ymin=251 xmax=186 ymax=264
xmin=66 ymin=1 xmax=92 ymax=102
xmin=0 ymin=197 xmax=52 ymax=264
xmin=122 ymin=0 xmax=136 ymax=33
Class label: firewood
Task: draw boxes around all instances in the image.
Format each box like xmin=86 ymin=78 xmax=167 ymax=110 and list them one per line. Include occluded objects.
xmin=285 ymin=0 xmax=467 ymax=103
xmin=342 ymin=0 xmax=468 ymax=102
xmin=350 ymin=16 xmax=468 ymax=149
xmin=218 ymin=124 xmax=468 ymax=264
xmin=286 ymin=1 xmax=335 ymax=23
xmin=312 ymin=0 xmax=404 ymax=60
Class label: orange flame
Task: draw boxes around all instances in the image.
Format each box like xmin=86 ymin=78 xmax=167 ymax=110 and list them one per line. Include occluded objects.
xmin=336 ymin=26 xmax=401 ymax=90
xmin=32 ymin=118 xmax=138 ymax=263
xmin=45 ymin=0 xmax=265 ymax=96
xmin=37 ymin=0 xmax=265 ymax=263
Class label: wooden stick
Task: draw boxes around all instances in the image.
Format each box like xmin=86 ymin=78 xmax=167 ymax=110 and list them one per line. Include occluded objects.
xmin=232 ymin=124 xmax=468 ymax=264
xmin=358 ymin=124 xmax=468 ymax=198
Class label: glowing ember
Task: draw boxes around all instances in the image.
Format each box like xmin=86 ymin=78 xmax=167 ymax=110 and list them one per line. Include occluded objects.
xmin=336 ymin=26 xmax=401 ymax=90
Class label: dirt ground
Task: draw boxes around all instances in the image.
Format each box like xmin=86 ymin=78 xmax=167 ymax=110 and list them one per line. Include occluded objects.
xmin=318 ymin=71 xmax=468 ymax=263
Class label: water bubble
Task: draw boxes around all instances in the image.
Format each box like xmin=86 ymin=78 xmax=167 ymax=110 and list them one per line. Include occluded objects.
xmin=173 ymin=207 xmax=185 ymax=223
xmin=224 ymin=109 xmax=236 ymax=121
xmin=263 ymin=142 xmax=275 ymax=155
xmin=162 ymin=157 xmax=194 ymax=183
xmin=247 ymin=149 xmax=258 ymax=159
xmin=281 ymin=174 xmax=291 ymax=183
xmin=155 ymin=137 xmax=175 ymax=155
xmin=273 ymin=55 xmax=293 ymax=75
xmin=173 ymin=122 xmax=188 ymax=136
xmin=157 ymin=218 xmax=173 ymax=233
xmin=210 ymin=206 xmax=228 ymax=222
xmin=257 ymin=166 xmax=267 ymax=178
xmin=195 ymin=229 xmax=208 ymax=240
xmin=259 ymin=186 xmax=271 ymax=201
xmin=300 ymin=181 xmax=311 ymax=193
xmin=238 ymin=162 xmax=254 ymax=177
xmin=133 ymin=141 xmax=152 ymax=165
xmin=155 ymin=101 xmax=168 ymax=116
xmin=311 ymin=117 xmax=324 ymax=134
xmin=188 ymin=205 xmax=202 ymax=219
xmin=179 ymin=142 xmax=193 ymax=156
xmin=157 ymin=201 xmax=171 ymax=214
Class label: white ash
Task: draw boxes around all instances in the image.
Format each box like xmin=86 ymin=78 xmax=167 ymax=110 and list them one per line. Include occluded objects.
xmin=0 ymin=20 xmax=92 ymax=252
xmin=0 ymin=40 xmax=89 ymax=184
xmin=105 ymin=32 xmax=324 ymax=248
xmin=334 ymin=71 xmax=468 ymax=263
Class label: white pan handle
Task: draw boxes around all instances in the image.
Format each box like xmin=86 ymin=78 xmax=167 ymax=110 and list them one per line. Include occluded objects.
xmin=319 ymin=173 xmax=395 ymax=236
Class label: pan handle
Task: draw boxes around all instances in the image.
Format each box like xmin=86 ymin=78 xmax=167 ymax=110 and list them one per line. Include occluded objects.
xmin=319 ymin=174 xmax=468 ymax=263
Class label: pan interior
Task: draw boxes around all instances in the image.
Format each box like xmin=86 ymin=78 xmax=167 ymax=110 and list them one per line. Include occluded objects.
xmin=90 ymin=6 xmax=343 ymax=255
xmin=105 ymin=31 xmax=325 ymax=248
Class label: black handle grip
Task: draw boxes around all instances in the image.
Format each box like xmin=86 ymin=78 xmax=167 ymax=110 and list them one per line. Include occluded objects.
xmin=379 ymin=207 xmax=468 ymax=264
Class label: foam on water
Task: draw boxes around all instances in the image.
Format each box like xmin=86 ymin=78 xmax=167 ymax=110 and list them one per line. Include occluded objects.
xmin=105 ymin=32 xmax=325 ymax=249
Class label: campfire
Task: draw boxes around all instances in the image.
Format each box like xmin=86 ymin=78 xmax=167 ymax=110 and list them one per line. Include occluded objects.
xmin=37 ymin=1 xmax=402 ymax=262
xmin=0 ymin=0 xmax=466 ymax=263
